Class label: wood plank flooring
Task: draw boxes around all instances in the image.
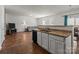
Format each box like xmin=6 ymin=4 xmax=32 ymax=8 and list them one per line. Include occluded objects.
xmin=0 ymin=32 xmax=49 ymax=54
xmin=75 ymin=38 xmax=79 ymax=54
xmin=1 ymin=32 xmax=79 ymax=54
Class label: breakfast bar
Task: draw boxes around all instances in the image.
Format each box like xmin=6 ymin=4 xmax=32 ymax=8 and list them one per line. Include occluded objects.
xmin=32 ymin=25 xmax=73 ymax=54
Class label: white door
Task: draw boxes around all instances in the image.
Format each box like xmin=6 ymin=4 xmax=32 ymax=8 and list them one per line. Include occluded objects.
xmin=37 ymin=32 xmax=42 ymax=46
xmin=42 ymin=33 xmax=48 ymax=50
xmin=66 ymin=35 xmax=72 ymax=54
xmin=49 ymin=35 xmax=56 ymax=53
xmin=56 ymin=41 xmax=64 ymax=54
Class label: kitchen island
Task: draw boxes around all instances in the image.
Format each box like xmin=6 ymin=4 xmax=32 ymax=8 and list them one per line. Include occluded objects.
xmin=32 ymin=26 xmax=74 ymax=54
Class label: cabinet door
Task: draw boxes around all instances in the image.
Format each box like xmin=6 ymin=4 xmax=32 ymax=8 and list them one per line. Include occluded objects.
xmin=49 ymin=35 xmax=56 ymax=53
xmin=42 ymin=33 xmax=48 ymax=50
xmin=56 ymin=41 xmax=64 ymax=54
xmin=65 ymin=35 xmax=72 ymax=54
xmin=37 ymin=32 xmax=42 ymax=46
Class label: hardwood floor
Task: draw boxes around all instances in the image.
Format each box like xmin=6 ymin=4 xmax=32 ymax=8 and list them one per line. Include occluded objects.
xmin=75 ymin=38 xmax=79 ymax=54
xmin=0 ymin=32 xmax=49 ymax=54
xmin=1 ymin=32 xmax=79 ymax=54
xmin=72 ymin=37 xmax=79 ymax=54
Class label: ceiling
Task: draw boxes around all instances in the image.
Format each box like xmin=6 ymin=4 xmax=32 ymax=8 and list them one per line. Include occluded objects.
xmin=5 ymin=5 xmax=79 ymax=18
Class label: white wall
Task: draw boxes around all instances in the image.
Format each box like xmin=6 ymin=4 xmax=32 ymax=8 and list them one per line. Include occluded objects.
xmin=67 ymin=16 xmax=75 ymax=26
xmin=37 ymin=15 xmax=64 ymax=25
xmin=37 ymin=16 xmax=54 ymax=25
xmin=75 ymin=17 xmax=79 ymax=25
xmin=6 ymin=14 xmax=37 ymax=32
xmin=53 ymin=15 xmax=64 ymax=25
xmin=0 ymin=6 xmax=5 ymax=49
xmin=37 ymin=8 xmax=79 ymax=26
xmin=57 ymin=8 xmax=79 ymax=26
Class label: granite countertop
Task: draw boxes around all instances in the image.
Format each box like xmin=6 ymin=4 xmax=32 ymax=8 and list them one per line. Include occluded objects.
xmin=35 ymin=29 xmax=71 ymax=38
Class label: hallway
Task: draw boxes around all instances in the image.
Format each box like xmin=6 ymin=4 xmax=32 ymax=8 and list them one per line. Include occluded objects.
xmin=0 ymin=32 xmax=49 ymax=54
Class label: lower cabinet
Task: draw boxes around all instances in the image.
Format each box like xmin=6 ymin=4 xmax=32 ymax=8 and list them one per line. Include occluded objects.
xmin=37 ymin=32 xmax=72 ymax=54
xmin=41 ymin=33 xmax=49 ymax=50
xmin=49 ymin=35 xmax=64 ymax=54
xmin=56 ymin=41 xmax=64 ymax=54
xmin=65 ymin=35 xmax=72 ymax=54
xmin=37 ymin=32 xmax=42 ymax=46
xmin=49 ymin=36 xmax=56 ymax=53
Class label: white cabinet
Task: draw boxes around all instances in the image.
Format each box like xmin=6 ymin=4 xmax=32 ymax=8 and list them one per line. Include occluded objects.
xmin=55 ymin=36 xmax=64 ymax=54
xmin=49 ymin=35 xmax=64 ymax=54
xmin=37 ymin=32 xmax=49 ymax=51
xmin=49 ymin=35 xmax=56 ymax=53
xmin=37 ymin=32 xmax=42 ymax=46
xmin=56 ymin=41 xmax=64 ymax=54
xmin=41 ymin=33 xmax=48 ymax=50
xmin=65 ymin=35 xmax=72 ymax=54
xmin=37 ymin=31 xmax=72 ymax=54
